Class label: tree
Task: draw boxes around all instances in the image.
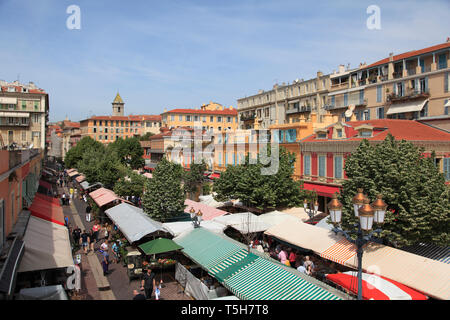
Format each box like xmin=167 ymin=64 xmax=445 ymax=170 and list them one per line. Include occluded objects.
xmin=339 ymin=134 xmax=450 ymax=247
xmin=64 ymin=136 xmax=104 ymax=168
xmin=108 ymin=137 xmax=145 ymax=169
xmin=142 ymin=158 xmax=186 ymax=222
xmin=139 ymin=132 xmax=155 ymax=141
xmin=76 ymin=147 xmax=126 ymax=190
xmin=214 ymin=146 xmax=306 ymax=211
xmin=114 ymin=169 xmax=146 ymax=198
xmin=183 ymin=160 xmax=207 ymax=200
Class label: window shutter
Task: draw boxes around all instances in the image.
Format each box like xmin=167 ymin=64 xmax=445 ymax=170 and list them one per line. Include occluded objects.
xmin=445 ymin=73 xmax=449 ymax=93
xmin=425 ymin=77 xmax=429 ymax=93
xmin=393 ymin=83 xmax=397 ymax=95
xmin=415 ymin=78 xmax=419 ymax=94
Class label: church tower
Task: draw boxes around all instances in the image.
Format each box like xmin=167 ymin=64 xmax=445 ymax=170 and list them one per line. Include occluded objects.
xmin=112 ymin=92 xmax=124 ymax=116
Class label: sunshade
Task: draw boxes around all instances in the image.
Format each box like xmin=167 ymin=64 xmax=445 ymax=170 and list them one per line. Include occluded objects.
xmin=18 ymin=285 xmax=68 ymax=300
xmin=75 ymin=175 xmax=86 ymax=183
xmin=80 ymin=181 xmax=90 ymax=190
xmin=213 ymin=212 xmax=271 ymax=234
xmin=163 ymin=220 xmax=226 ymax=237
xmin=198 ymin=194 xmax=230 ymax=208
xmin=67 ymin=170 xmax=79 ymax=177
xmin=184 ymin=199 xmax=229 ymax=221
xmin=89 ymin=187 xmax=120 ymax=207
xmin=104 ymin=203 xmax=172 ymax=243
xmin=138 ymin=238 xmax=183 ymax=255
xmin=386 ymin=99 xmax=428 ymax=115
xmin=265 ymin=218 xmax=450 ymax=300
xmin=326 ymin=271 xmax=428 ymax=300
xmin=279 ymin=207 xmax=310 ymax=222
xmin=258 ymin=210 xmax=301 ymax=228
xmin=18 ymin=216 xmax=73 ymax=273
xmin=38 ymin=180 xmax=52 ymax=191
xmin=66 ymin=168 xmax=76 ymax=173
xmin=174 ymin=228 xmax=344 ymax=300
xmin=143 ymin=172 xmax=152 ymax=179
xmin=400 ymin=243 xmax=450 ymax=264
xmin=29 ymin=194 xmax=65 ymax=226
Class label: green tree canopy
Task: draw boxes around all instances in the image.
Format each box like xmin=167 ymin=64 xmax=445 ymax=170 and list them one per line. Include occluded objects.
xmin=108 ymin=137 xmax=145 ymax=169
xmin=142 ymin=157 xmax=186 ymax=222
xmin=183 ymin=160 xmax=207 ymax=197
xmin=139 ymin=132 xmax=155 ymax=141
xmin=214 ymin=146 xmax=307 ymax=211
xmin=113 ymin=169 xmax=146 ymax=198
xmin=64 ymin=136 xmax=104 ymax=169
xmin=339 ymin=134 xmax=450 ymax=247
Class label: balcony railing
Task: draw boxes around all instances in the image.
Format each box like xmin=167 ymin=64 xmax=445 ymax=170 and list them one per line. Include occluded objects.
xmin=240 ymin=113 xmax=256 ymax=121
xmin=286 ymin=105 xmax=311 ymax=115
xmin=387 ymin=89 xmax=430 ymax=103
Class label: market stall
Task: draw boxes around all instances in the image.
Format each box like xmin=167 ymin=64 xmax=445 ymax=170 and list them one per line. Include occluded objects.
xmin=138 ymin=238 xmax=183 ymax=271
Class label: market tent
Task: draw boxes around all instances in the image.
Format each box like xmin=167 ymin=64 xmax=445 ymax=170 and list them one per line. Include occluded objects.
xmin=400 ymin=243 xmax=450 ymax=264
xmin=198 ymin=194 xmax=231 ymax=208
xmin=75 ymin=175 xmax=86 ymax=183
xmin=258 ymin=210 xmax=301 ymax=228
xmin=265 ymin=218 xmax=450 ymax=300
xmin=143 ymin=172 xmax=152 ymax=179
xmin=184 ymin=199 xmax=229 ymax=221
xmin=104 ymin=203 xmax=172 ymax=243
xmin=18 ymin=284 xmax=69 ymax=300
xmin=326 ymin=271 xmax=428 ymax=300
xmin=163 ymin=220 xmax=226 ymax=237
xmin=38 ymin=179 xmax=52 ymax=191
xmin=315 ymin=216 xmax=334 ymax=231
xmin=29 ymin=193 xmax=65 ymax=226
xmin=34 ymin=193 xmax=61 ymax=205
xmin=174 ymin=228 xmax=345 ymax=300
xmin=18 ymin=216 xmax=73 ymax=273
xmin=89 ymin=187 xmax=121 ymax=207
xmin=213 ymin=212 xmax=271 ymax=234
xmin=138 ymin=238 xmax=183 ymax=255
xmin=280 ymin=207 xmax=311 ymax=222
xmin=80 ymin=181 xmax=90 ymax=190
xmin=67 ymin=170 xmax=79 ymax=177
xmin=66 ymin=168 xmax=76 ymax=173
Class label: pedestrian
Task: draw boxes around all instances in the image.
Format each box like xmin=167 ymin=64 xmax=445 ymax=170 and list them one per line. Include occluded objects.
xmin=61 ymin=193 xmax=66 ymax=206
xmin=101 ymin=252 xmax=109 ymax=276
xmin=140 ymin=268 xmax=156 ymax=300
xmin=303 ymin=256 xmax=315 ymax=270
xmin=80 ymin=230 xmax=90 ymax=255
xmin=92 ymin=221 xmax=100 ymax=243
xmin=69 ymin=188 xmax=74 ymax=200
xmin=72 ymin=226 xmax=81 ymax=247
xmin=288 ymin=248 xmax=297 ymax=268
xmin=85 ymin=204 xmax=92 ymax=222
xmin=111 ymin=241 xmax=120 ymax=264
xmin=132 ymin=289 xmax=146 ymax=300
xmin=99 ymin=239 xmax=109 ymax=254
xmin=64 ymin=216 xmax=69 ymax=228
xmin=89 ymin=230 xmax=95 ymax=253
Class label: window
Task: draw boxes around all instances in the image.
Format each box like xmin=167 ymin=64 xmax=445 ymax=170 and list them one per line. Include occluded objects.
xmin=336 ymin=129 xmax=342 ymax=138
xmin=22 ymin=131 xmax=26 ymax=141
xmin=202 ymin=116 xmax=206 ymax=122
xmin=171 ymin=115 xmax=174 ymax=121
xmin=419 ymin=77 xmax=428 ymax=93
xmin=99 ymin=120 xmax=103 ymax=126
xmin=331 ymin=96 xmax=335 ymax=107
xmin=420 ymin=102 xmax=428 ymax=118
xmin=363 ymin=110 xmax=370 ymax=120
xmin=377 ymin=107 xmax=384 ymax=119
xmin=344 ymin=93 xmax=348 ymax=106
xmin=194 ymin=115 xmax=199 ymax=122
xmin=317 ymin=132 xmax=327 ymax=139
xmin=22 ymin=101 xmax=26 ymax=110
xmin=34 ymin=101 xmax=39 ymax=110
xmin=438 ymin=53 xmax=448 ymax=70
xmin=444 ymin=158 xmax=450 ymax=181
xmin=445 ymin=100 xmax=449 ymax=115
xmin=93 ymin=128 xmax=97 ymax=133
xmin=93 ymin=120 xmax=97 ymax=126
xmin=186 ymin=115 xmax=191 ymax=121
xmin=304 ymin=155 xmax=311 ymax=176
xmin=334 ymin=156 xmax=343 ymax=179
xmin=227 ymin=116 xmax=232 ymax=123
xmin=33 ymin=114 xmax=40 ymax=123
xmin=376 ymin=85 xmax=382 ymax=102
xmin=225 ymin=154 xmax=228 ymax=166
xmin=210 ymin=116 xmax=214 ymax=122
xmin=218 ymin=126 xmax=222 ymax=131
xmin=218 ymin=152 xmax=222 ymax=166
xmin=360 ymin=130 xmax=372 ymax=137
xmin=285 ymin=129 xmax=296 ymax=143
xmin=217 ymin=116 xmax=222 ymax=122
xmin=105 ymin=128 xmax=108 ymax=133
xmin=318 ymin=156 xmax=326 ymax=177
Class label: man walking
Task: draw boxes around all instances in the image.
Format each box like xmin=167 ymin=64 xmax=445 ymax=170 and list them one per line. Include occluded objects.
xmin=140 ymin=268 xmax=156 ymax=300
xmin=80 ymin=230 xmax=90 ymax=255
xmin=85 ymin=204 xmax=92 ymax=222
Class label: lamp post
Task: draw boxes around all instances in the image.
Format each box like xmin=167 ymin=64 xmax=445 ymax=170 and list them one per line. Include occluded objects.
xmin=189 ymin=207 xmax=203 ymax=228
xmin=303 ymin=198 xmax=319 ymax=220
xmin=327 ymin=190 xmax=387 ymax=300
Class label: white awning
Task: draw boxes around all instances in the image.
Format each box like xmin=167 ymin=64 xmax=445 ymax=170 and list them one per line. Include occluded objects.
xmin=445 ymin=100 xmax=450 ymax=107
xmin=18 ymin=216 xmax=73 ymax=273
xmin=386 ymin=99 xmax=428 ymax=115
xmin=288 ymin=99 xmax=299 ymax=104
xmin=0 ymin=97 xmax=17 ymax=104
xmin=0 ymin=112 xmax=30 ymax=117
xmin=105 ymin=203 xmax=172 ymax=242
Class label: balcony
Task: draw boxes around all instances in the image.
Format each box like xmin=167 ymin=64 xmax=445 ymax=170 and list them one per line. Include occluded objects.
xmin=387 ymin=89 xmax=430 ymax=103
xmin=286 ymin=105 xmax=311 ymax=115
xmin=240 ymin=113 xmax=256 ymax=121
xmin=330 ymin=82 xmax=349 ymax=91
xmin=0 ymin=117 xmax=30 ymax=127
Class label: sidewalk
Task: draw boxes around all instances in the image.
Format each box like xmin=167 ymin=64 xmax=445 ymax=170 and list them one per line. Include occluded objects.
xmin=61 ymin=184 xmax=192 ymax=301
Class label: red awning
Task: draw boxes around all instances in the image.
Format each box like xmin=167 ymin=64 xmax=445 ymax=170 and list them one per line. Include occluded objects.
xmin=38 ymin=180 xmax=52 ymax=191
xmin=301 ymin=182 xmax=340 ymax=197
xmin=34 ymin=193 xmax=60 ymax=205
xmin=326 ymin=272 xmax=428 ymax=300
xmin=209 ymin=173 xmax=221 ymax=179
xmin=29 ymin=195 xmax=65 ymax=226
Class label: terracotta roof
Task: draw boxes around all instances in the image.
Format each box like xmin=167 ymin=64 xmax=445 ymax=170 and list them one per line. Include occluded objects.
xmin=366 ymin=42 xmax=450 ymax=69
xmin=86 ymin=114 xmax=161 ymax=122
xmin=165 ymin=108 xmax=237 ymax=116
xmin=301 ymin=119 xmax=450 ymax=143
xmin=140 ymin=141 xmax=151 ymax=148
xmin=63 ymin=120 xmax=80 ymax=128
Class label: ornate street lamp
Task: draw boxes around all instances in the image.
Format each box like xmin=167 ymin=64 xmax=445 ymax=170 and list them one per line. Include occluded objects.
xmin=327 ymin=189 xmax=387 ymax=300
xmin=304 ymin=198 xmax=319 ymax=219
xmin=190 ymin=207 xmax=203 ymax=228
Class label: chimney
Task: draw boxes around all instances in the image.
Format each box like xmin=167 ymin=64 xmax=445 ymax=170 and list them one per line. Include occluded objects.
xmin=447 ymin=37 xmax=450 ymax=43
xmin=389 ymin=52 xmax=394 ymax=62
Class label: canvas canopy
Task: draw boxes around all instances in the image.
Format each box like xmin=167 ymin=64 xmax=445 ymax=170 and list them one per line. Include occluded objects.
xmin=265 ymin=219 xmax=450 ymax=300
xmin=80 ymin=181 xmax=90 ymax=190
xmin=75 ymin=175 xmax=86 ymax=183
xmin=138 ymin=238 xmax=183 ymax=255
xmin=29 ymin=194 xmax=65 ymax=226
xmin=386 ymin=99 xmax=428 ymax=115
xmin=198 ymin=194 xmax=231 ymax=208
xmin=163 ymin=220 xmax=226 ymax=237
xmin=18 ymin=216 xmax=73 ymax=273
xmin=89 ymin=188 xmax=121 ymax=207
xmin=67 ymin=170 xmax=79 ymax=177
xmin=18 ymin=284 xmax=68 ymax=300
xmin=258 ymin=211 xmax=302 ymax=228
xmin=105 ymin=203 xmax=172 ymax=243
xmin=213 ymin=212 xmax=271 ymax=234
xmin=184 ymin=199 xmax=229 ymax=221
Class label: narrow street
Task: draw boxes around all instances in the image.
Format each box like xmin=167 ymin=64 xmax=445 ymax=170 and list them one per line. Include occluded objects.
xmin=59 ymin=183 xmax=192 ymax=300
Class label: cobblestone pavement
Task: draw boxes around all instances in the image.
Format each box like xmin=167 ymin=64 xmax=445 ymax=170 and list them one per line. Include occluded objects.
xmin=59 ymin=183 xmax=192 ymax=301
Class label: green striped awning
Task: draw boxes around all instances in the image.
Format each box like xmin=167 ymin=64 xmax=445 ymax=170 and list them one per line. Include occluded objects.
xmin=174 ymin=228 xmax=343 ymax=300
xmin=224 ymin=257 xmax=341 ymax=300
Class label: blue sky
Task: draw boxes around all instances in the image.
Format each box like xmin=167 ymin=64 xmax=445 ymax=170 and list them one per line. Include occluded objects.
xmin=0 ymin=0 xmax=449 ymax=122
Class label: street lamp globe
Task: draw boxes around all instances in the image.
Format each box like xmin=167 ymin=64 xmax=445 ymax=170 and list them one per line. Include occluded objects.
xmin=327 ymin=193 xmax=343 ymax=225
xmin=371 ymin=194 xmax=387 ymax=224
xmin=189 ymin=207 xmax=196 ymax=219
xmin=358 ymin=198 xmax=375 ymax=231
xmin=352 ymin=188 xmax=366 ymax=217
xmin=197 ymin=210 xmax=203 ymax=223
xmin=303 ymin=199 xmax=308 ymax=210
xmin=314 ymin=200 xmax=319 ymax=212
